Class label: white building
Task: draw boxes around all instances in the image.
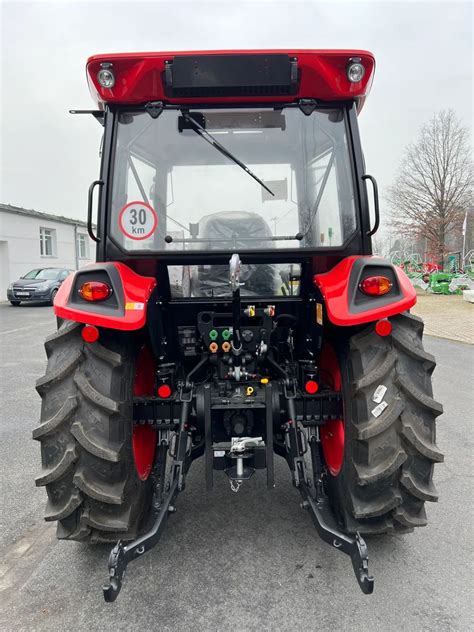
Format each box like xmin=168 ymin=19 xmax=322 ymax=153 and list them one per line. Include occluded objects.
xmin=0 ymin=203 xmax=96 ymax=297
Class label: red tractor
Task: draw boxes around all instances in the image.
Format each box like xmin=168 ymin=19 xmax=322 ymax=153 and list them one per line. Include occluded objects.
xmin=34 ymin=50 xmax=443 ymax=601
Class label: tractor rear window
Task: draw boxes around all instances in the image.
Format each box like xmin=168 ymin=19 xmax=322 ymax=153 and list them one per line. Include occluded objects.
xmin=168 ymin=263 xmax=301 ymax=298
xmin=109 ymin=107 xmax=357 ymax=253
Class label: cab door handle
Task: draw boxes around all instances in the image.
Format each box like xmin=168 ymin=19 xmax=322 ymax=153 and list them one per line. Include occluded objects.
xmin=362 ymin=174 xmax=380 ymax=237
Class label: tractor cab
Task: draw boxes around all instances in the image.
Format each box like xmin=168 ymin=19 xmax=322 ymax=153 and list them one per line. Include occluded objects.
xmin=35 ymin=51 xmax=442 ymax=603
xmin=85 ymin=52 xmax=376 ymax=275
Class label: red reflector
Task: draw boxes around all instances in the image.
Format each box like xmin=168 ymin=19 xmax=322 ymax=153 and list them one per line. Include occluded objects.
xmin=305 ymin=380 xmax=319 ymax=394
xmin=81 ymin=325 xmax=99 ymax=343
xmin=359 ymin=276 xmax=392 ymax=296
xmin=157 ymin=384 xmax=172 ymax=398
xmin=79 ymin=281 xmax=112 ymax=302
xmin=375 ymin=319 xmax=392 ymax=337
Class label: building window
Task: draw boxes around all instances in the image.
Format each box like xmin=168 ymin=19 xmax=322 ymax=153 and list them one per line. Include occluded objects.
xmin=40 ymin=227 xmax=56 ymax=256
xmin=77 ymin=233 xmax=89 ymax=259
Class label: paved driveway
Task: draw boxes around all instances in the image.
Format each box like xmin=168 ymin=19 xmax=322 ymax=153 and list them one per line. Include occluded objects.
xmin=0 ymin=304 xmax=472 ymax=631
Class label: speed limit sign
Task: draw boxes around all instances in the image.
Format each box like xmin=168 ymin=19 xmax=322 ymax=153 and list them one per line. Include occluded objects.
xmin=119 ymin=201 xmax=157 ymax=240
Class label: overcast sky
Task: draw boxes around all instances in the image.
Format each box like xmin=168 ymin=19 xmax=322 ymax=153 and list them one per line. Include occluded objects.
xmin=1 ymin=0 xmax=472 ymax=229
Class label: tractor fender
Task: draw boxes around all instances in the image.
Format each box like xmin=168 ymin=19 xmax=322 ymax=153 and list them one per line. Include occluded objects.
xmin=314 ymin=255 xmax=416 ymax=326
xmin=54 ymin=262 xmax=156 ymax=331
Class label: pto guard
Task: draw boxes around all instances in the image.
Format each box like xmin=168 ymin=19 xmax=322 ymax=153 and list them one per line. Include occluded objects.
xmin=54 ymin=262 xmax=156 ymax=330
xmin=314 ymin=255 xmax=416 ymax=326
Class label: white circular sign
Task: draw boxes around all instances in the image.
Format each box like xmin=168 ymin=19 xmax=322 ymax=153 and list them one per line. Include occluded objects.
xmin=119 ymin=201 xmax=157 ymax=241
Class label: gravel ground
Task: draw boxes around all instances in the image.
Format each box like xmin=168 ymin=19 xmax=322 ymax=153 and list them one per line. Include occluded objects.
xmin=412 ymin=293 xmax=474 ymax=344
xmin=0 ymin=304 xmax=472 ymax=632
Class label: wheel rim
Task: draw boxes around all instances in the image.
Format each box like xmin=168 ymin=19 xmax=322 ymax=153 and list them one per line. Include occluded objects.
xmin=319 ymin=342 xmax=345 ymax=477
xmin=132 ymin=346 xmax=157 ymax=481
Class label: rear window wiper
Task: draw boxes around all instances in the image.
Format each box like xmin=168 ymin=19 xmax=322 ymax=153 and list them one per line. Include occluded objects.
xmin=181 ymin=111 xmax=274 ymax=197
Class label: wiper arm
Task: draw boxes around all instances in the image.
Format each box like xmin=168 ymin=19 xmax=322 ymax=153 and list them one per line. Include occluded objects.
xmin=182 ymin=112 xmax=274 ymax=197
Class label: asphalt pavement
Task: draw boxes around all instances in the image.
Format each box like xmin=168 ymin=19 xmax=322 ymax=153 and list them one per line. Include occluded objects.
xmin=0 ymin=303 xmax=472 ymax=631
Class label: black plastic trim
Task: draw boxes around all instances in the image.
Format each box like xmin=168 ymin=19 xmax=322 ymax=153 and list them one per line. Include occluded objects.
xmin=97 ymin=108 xmax=115 ymax=262
xmin=165 ymin=54 xmax=299 ymax=98
xmin=348 ymin=258 xmax=401 ymax=314
xmin=347 ymin=105 xmax=372 ymax=254
xmin=68 ymin=264 xmax=125 ymax=316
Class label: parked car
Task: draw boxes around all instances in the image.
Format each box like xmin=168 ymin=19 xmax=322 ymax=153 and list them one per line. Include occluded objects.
xmin=7 ymin=268 xmax=72 ymax=305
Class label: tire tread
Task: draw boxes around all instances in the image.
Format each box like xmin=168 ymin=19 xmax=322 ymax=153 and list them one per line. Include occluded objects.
xmin=35 ymin=320 xmax=150 ymax=542
xmin=331 ymin=311 xmax=443 ymax=535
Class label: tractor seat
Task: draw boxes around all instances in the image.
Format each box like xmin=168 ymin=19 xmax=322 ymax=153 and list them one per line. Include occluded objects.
xmin=193 ymin=211 xmax=276 ymax=297
xmin=197 ymin=211 xmax=273 ymax=248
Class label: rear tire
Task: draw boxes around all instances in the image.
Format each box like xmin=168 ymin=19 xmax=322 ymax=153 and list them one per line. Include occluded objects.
xmin=327 ymin=312 xmax=443 ymax=534
xmin=34 ymin=320 xmax=153 ymax=542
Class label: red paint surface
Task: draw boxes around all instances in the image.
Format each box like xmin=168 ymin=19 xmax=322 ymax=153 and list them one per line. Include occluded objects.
xmin=132 ymin=425 xmax=157 ymax=481
xmin=319 ymin=342 xmax=344 ymax=477
xmin=314 ymin=256 xmax=416 ymax=326
xmin=86 ymin=49 xmax=375 ymax=111
xmin=54 ymin=262 xmax=156 ymax=331
xmin=132 ymin=346 xmax=157 ymax=480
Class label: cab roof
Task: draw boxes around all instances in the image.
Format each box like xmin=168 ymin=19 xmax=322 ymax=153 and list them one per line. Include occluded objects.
xmin=86 ymin=49 xmax=375 ymax=113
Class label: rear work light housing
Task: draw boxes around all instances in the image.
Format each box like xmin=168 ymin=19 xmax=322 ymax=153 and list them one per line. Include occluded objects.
xmin=359 ymin=275 xmax=393 ymax=296
xmin=97 ymin=63 xmax=115 ymax=88
xmin=79 ymin=281 xmax=113 ymax=302
xmin=347 ymin=57 xmax=365 ymax=83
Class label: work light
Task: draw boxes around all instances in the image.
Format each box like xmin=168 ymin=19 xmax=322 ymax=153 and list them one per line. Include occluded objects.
xmin=97 ymin=65 xmax=115 ymax=88
xmin=347 ymin=58 xmax=365 ymax=83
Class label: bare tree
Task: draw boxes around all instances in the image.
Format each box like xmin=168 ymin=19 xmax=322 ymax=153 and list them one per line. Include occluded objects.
xmin=387 ymin=110 xmax=472 ymax=265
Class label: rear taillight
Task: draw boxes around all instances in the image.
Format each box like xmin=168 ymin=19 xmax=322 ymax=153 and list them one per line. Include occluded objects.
xmin=305 ymin=380 xmax=319 ymax=395
xmin=157 ymin=384 xmax=172 ymax=399
xmin=79 ymin=281 xmax=112 ymax=302
xmin=375 ymin=319 xmax=392 ymax=337
xmin=359 ymin=276 xmax=392 ymax=296
xmin=81 ymin=325 xmax=99 ymax=343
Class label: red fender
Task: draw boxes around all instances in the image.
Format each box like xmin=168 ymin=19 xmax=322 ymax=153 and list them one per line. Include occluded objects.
xmin=314 ymin=256 xmax=416 ymax=326
xmin=54 ymin=262 xmax=156 ymax=330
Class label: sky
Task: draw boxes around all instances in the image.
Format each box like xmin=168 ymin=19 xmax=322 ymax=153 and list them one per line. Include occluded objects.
xmin=0 ymin=0 xmax=472 ymax=231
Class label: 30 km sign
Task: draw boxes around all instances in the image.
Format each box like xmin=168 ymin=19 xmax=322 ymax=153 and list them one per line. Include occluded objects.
xmin=119 ymin=201 xmax=157 ymax=240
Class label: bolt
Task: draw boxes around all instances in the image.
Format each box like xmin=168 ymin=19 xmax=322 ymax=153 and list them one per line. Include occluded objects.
xmin=168 ymin=505 xmax=177 ymax=513
xmin=300 ymin=500 xmax=309 ymax=509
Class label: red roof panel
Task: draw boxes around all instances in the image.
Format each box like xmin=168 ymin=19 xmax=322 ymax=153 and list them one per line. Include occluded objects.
xmin=86 ymin=49 xmax=375 ymax=112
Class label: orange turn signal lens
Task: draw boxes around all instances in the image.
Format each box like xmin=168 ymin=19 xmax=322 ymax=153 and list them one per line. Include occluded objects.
xmin=79 ymin=281 xmax=112 ymax=302
xmin=359 ymin=276 xmax=392 ymax=296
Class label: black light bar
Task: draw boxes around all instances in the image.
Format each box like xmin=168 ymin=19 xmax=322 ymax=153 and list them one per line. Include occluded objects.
xmin=164 ymin=53 xmax=299 ymax=98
